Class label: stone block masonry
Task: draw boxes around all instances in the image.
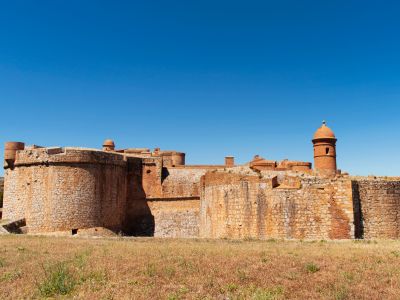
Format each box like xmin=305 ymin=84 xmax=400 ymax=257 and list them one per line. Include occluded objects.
xmin=3 ymin=148 xmax=126 ymax=234
xmin=200 ymin=170 xmax=354 ymax=240
xmin=2 ymin=121 xmax=400 ymax=240
xmin=352 ymin=178 xmax=400 ymax=239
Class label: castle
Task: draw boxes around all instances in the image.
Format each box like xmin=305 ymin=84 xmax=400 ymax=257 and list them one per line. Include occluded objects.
xmin=2 ymin=122 xmax=400 ymax=239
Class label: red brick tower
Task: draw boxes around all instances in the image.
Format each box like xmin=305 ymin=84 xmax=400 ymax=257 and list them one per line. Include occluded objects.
xmin=312 ymin=121 xmax=337 ymax=174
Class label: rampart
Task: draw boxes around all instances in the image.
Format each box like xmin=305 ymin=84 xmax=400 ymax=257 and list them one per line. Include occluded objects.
xmin=125 ymin=161 xmax=224 ymax=238
xmin=352 ymin=178 xmax=400 ymax=239
xmin=3 ymin=147 xmax=126 ymax=234
xmin=200 ymin=169 xmax=354 ymax=240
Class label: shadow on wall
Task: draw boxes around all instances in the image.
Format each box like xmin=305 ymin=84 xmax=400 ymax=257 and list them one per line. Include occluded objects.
xmin=352 ymin=181 xmax=364 ymax=239
xmin=0 ymin=177 xmax=3 ymax=210
xmin=162 ymin=167 xmax=170 ymax=184
xmin=124 ymin=158 xmax=155 ymax=236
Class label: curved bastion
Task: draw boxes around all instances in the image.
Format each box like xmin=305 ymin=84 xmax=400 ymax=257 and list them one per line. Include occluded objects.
xmin=352 ymin=178 xmax=400 ymax=239
xmin=3 ymin=147 xmax=126 ymax=234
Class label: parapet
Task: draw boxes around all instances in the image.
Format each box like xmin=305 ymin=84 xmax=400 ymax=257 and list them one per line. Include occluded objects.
xmin=156 ymin=150 xmax=186 ymax=167
xmin=277 ymin=160 xmax=312 ymax=172
xmin=249 ymin=156 xmax=312 ymax=173
xmin=6 ymin=147 xmax=126 ymax=169
xmin=249 ymin=155 xmax=277 ymax=171
xmin=124 ymin=148 xmax=151 ymax=154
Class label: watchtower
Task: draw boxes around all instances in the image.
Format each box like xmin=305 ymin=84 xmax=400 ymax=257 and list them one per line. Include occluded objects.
xmin=312 ymin=121 xmax=337 ymax=174
xmin=102 ymin=139 xmax=115 ymax=151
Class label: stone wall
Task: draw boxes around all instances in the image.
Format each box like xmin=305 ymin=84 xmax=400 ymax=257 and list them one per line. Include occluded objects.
xmin=149 ymin=199 xmax=200 ymax=238
xmin=200 ymin=170 xmax=354 ymax=240
xmin=3 ymin=148 xmax=126 ymax=233
xmin=352 ymin=178 xmax=400 ymax=239
xmin=125 ymin=167 xmax=208 ymax=237
xmin=161 ymin=168 xmax=207 ymax=199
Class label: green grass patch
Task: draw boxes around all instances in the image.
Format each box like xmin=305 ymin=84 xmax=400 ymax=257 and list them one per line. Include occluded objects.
xmin=252 ymin=286 xmax=284 ymax=300
xmin=1 ymin=270 xmax=22 ymax=282
xmin=305 ymin=262 xmax=320 ymax=273
xmin=144 ymin=263 xmax=156 ymax=277
xmin=37 ymin=262 xmax=76 ymax=297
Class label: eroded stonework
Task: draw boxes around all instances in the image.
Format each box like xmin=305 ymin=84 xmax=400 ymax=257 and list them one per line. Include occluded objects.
xmin=200 ymin=170 xmax=354 ymax=240
xmin=1 ymin=122 xmax=400 ymax=239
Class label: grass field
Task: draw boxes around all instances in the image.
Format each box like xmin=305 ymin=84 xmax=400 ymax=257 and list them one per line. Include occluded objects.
xmin=1 ymin=236 xmax=400 ymax=299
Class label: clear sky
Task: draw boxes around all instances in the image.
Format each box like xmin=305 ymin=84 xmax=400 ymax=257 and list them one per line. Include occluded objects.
xmin=1 ymin=1 xmax=399 ymax=176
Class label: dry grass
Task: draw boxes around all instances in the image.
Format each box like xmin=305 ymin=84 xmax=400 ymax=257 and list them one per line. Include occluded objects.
xmin=1 ymin=236 xmax=400 ymax=299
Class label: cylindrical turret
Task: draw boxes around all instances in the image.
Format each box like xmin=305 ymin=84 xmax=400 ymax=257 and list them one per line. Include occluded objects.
xmin=171 ymin=152 xmax=185 ymax=166
xmin=102 ymin=139 xmax=115 ymax=151
xmin=312 ymin=121 xmax=337 ymax=174
xmin=225 ymin=156 xmax=235 ymax=167
xmin=4 ymin=142 xmax=25 ymax=166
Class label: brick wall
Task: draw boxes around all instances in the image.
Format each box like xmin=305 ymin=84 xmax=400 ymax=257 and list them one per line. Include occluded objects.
xmin=149 ymin=199 xmax=200 ymax=238
xmin=200 ymin=171 xmax=354 ymax=240
xmin=161 ymin=168 xmax=206 ymax=199
xmin=3 ymin=148 xmax=126 ymax=233
xmin=352 ymin=179 xmax=400 ymax=239
xmin=125 ymin=166 xmax=208 ymax=237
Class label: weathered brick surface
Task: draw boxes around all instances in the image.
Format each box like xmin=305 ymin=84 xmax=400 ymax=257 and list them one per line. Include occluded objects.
xmin=149 ymin=199 xmax=199 ymax=238
xmin=200 ymin=170 xmax=354 ymax=240
xmin=352 ymin=179 xmax=400 ymax=239
xmin=3 ymin=143 xmax=400 ymax=240
xmin=3 ymin=148 xmax=126 ymax=233
xmin=161 ymin=168 xmax=207 ymax=199
xmin=125 ymin=167 xmax=209 ymax=237
xmin=141 ymin=168 xmax=208 ymax=237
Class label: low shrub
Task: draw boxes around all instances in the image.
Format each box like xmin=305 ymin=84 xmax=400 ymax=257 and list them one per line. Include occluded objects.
xmin=305 ymin=262 xmax=320 ymax=273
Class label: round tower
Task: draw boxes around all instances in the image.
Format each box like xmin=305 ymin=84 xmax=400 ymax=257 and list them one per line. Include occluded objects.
xmin=312 ymin=121 xmax=337 ymax=174
xmin=102 ymin=139 xmax=115 ymax=151
xmin=4 ymin=142 xmax=25 ymax=166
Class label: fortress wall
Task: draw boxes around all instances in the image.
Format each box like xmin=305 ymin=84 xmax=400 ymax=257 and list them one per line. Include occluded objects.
xmin=3 ymin=148 xmax=126 ymax=233
xmin=125 ymin=166 xmax=206 ymax=237
xmin=3 ymin=168 xmax=25 ymax=220
xmin=352 ymin=179 xmax=400 ymax=239
xmin=148 ymin=199 xmax=200 ymax=238
xmin=146 ymin=168 xmax=208 ymax=237
xmin=125 ymin=157 xmax=154 ymax=236
xmin=161 ymin=168 xmax=208 ymax=198
xmin=200 ymin=172 xmax=354 ymax=240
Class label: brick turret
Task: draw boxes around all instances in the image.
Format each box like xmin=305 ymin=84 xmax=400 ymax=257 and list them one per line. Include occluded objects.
xmin=312 ymin=121 xmax=337 ymax=175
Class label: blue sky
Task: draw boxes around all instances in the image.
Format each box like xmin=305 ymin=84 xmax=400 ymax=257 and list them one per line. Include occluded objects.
xmin=1 ymin=1 xmax=399 ymax=176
